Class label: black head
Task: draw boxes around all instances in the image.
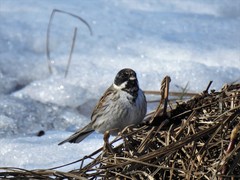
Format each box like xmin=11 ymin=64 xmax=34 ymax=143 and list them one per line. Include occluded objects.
xmin=114 ymin=68 xmax=139 ymax=99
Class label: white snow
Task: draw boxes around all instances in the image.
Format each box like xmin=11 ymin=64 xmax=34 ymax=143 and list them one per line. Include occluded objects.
xmin=0 ymin=0 xmax=239 ymax=170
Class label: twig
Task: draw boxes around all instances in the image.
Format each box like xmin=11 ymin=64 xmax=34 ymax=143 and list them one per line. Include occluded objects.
xmin=65 ymin=27 xmax=77 ymax=78
xmin=46 ymin=9 xmax=92 ymax=75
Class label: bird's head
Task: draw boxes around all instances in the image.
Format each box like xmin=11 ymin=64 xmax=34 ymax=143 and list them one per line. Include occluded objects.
xmin=113 ymin=68 xmax=139 ymax=95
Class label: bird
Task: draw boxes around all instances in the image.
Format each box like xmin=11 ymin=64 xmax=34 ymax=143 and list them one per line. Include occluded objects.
xmin=58 ymin=68 xmax=147 ymax=145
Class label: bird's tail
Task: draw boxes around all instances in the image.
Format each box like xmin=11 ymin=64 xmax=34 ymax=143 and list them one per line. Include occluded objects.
xmin=58 ymin=124 xmax=94 ymax=145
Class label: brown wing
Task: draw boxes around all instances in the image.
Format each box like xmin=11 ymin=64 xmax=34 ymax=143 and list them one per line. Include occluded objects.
xmin=91 ymin=84 xmax=116 ymax=123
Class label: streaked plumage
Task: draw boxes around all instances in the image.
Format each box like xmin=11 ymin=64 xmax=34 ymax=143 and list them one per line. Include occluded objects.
xmin=58 ymin=68 xmax=147 ymax=145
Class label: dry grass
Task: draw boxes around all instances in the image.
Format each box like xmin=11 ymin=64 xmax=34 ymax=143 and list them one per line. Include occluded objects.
xmin=0 ymin=79 xmax=239 ymax=180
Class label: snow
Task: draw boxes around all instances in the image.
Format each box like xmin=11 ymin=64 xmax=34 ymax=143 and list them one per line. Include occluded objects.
xmin=0 ymin=0 xmax=239 ymax=170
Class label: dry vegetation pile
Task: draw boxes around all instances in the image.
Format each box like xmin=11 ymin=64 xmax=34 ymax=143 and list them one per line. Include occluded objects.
xmin=0 ymin=79 xmax=239 ymax=180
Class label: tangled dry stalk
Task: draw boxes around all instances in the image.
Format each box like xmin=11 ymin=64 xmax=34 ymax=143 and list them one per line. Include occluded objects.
xmin=0 ymin=78 xmax=239 ymax=180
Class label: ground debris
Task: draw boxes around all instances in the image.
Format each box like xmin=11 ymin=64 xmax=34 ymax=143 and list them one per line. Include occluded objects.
xmin=0 ymin=82 xmax=239 ymax=179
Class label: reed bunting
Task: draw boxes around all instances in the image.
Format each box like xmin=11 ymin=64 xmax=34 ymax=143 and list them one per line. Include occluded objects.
xmin=58 ymin=68 xmax=147 ymax=145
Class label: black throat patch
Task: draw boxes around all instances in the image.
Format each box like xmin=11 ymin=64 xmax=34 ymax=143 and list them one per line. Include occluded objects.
xmin=123 ymin=79 xmax=139 ymax=102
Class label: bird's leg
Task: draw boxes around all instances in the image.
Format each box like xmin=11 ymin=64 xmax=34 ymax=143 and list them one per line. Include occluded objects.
xmin=103 ymin=130 xmax=114 ymax=154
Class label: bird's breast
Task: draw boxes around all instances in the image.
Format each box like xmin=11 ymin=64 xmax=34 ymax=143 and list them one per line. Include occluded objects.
xmin=92 ymin=89 xmax=146 ymax=135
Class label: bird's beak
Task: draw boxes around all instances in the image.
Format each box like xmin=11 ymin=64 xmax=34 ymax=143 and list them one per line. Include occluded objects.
xmin=129 ymin=76 xmax=136 ymax=81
